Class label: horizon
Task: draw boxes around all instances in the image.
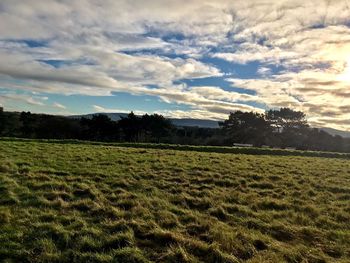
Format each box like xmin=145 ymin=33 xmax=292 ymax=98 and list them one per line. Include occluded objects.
xmin=5 ymin=108 xmax=350 ymax=137
xmin=1 ymin=1 xmax=350 ymax=131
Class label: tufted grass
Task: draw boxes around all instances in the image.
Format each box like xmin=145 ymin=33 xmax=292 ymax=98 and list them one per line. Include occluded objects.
xmin=0 ymin=139 xmax=350 ymax=262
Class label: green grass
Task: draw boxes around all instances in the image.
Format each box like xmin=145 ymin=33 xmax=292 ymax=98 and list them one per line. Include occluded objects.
xmin=2 ymin=137 xmax=350 ymax=159
xmin=0 ymin=139 xmax=350 ymax=262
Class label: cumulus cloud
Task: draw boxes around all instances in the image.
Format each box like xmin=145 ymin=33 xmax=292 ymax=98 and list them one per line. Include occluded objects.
xmin=1 ymin=0 xmax=350 ymax=129
xmin=53 ymin=102 xmax=66 ymax=109
xmin=257 ymin=67 xmax=272 ymax=76
xmin=0 ymin=92 xmax=47 ymax=107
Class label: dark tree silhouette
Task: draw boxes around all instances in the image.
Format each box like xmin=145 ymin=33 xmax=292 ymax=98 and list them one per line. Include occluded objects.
xmin=118 ymin=112 xmax=142 ymax=142
xmin=1 ymin=107 xmax=350 ymax=153
xmin=0 ymin=107 xmax=4 ymax=135
xmin=266 ymin=108 xmax=308 ymax=132
xmin=81 ymin=114 xmax=118 ymax=141
xmin=219 ymin=111 xmax=271 ymax=146
xmin=140 ymin=114 xmax=173 ymax=142
xmin=20 ymin=112 xmax=37 ymax=138
xmin=266 ymin=108 xmax=309 ymax=148
xmin=118 ymin=112 xmax=174 ymax=142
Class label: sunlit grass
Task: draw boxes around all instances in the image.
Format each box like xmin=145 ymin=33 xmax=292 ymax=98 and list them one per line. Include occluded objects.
xmin=1 ymin=140 xmax=350 ymax=262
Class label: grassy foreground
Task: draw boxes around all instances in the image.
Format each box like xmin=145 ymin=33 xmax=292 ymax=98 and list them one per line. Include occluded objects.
xmin=0 ymin=140 xmax=350 ymax=262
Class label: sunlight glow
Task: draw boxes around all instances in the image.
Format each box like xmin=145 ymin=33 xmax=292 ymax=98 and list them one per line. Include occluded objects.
xmin=337 ymin=58 xmax=350 ymax=82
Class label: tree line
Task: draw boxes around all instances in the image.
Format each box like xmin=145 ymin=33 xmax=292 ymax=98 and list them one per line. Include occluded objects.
xmin=0 ymin=106 xmax=349 ymax=152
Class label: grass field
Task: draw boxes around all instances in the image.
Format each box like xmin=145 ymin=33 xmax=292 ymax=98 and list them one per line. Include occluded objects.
xmin=1 ymin=140 xmax=350 ymax=262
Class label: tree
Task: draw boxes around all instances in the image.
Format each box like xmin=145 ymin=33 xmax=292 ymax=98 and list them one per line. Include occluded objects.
xmin=118 ymin=112 xmax=142 ymax=142
xmin=0 ymin=107 xmax=4 ymax=135
xmin=20 ymin=111 xmax=37 ymax=138
xmin=219 ymin=111 xmax=271 ymax=146
xmin=266 ymin=108 xmax=308 ymax=132
xmin=141 ymin=114 xmax=173 ymax=142
xmin=0 ymin=109 xmax=21 ymax=137
xmin=118 ymin=112 xmax=174 ymax=142
xmin=80 ymin=114 xmax=118 ymax=141
xmin=266 ymin=108 xmax=309 ymax=148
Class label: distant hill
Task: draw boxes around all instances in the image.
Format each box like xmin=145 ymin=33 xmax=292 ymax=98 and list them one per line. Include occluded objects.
xmin=70 ymin=113 xmax=128 ymax=122
xmin=169 ymin=118 xmax=219 ymax=128
xmin=70 ymin=112 xmax=350 ymax=136
xmin=321 ymin=127 xmax=350 ymax=138
xmin=70 ymin=113 xmax=220 ymax=128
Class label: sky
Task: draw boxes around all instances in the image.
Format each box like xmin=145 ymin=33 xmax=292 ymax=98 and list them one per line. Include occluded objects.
xmin=1 ymin=0 xmax=350 ymax=130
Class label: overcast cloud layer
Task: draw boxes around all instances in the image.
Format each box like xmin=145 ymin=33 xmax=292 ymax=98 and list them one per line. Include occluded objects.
xmin=1 ymin=0 xmax=350 ymax=130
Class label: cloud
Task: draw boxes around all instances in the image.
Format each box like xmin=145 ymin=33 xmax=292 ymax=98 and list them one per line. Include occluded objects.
xmin=155 ymin=109 xmax=227 ymax=120
xmin=53 ymin=102 xmax=66 ymax=109
xmin=1 ymin=0 xmax=350 ymax=129
xmin=0 ymin=92 xmax=47 ymax=106
xmin=93 ymin=105 xmax=120 ymax=113
xmin=0 ymin=46 xmax=221 ymax=95
xmin=257 ymin=67 xmax=272 ymax=76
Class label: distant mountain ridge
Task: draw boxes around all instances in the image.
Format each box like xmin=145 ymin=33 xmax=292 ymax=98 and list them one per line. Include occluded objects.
xmin=70 ymin=112 xmax=220 ymax=128
xmin=70 ymin=113 xmax=128 ymax=122
xmin=320 ymin=127 xmax=350 ymax=138
xmin=70 ymin=112 xmax=350 ymax=137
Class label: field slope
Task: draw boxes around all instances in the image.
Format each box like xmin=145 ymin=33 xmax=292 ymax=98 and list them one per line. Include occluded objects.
xmin=1 ymin=140 xmax=350 ymax=262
